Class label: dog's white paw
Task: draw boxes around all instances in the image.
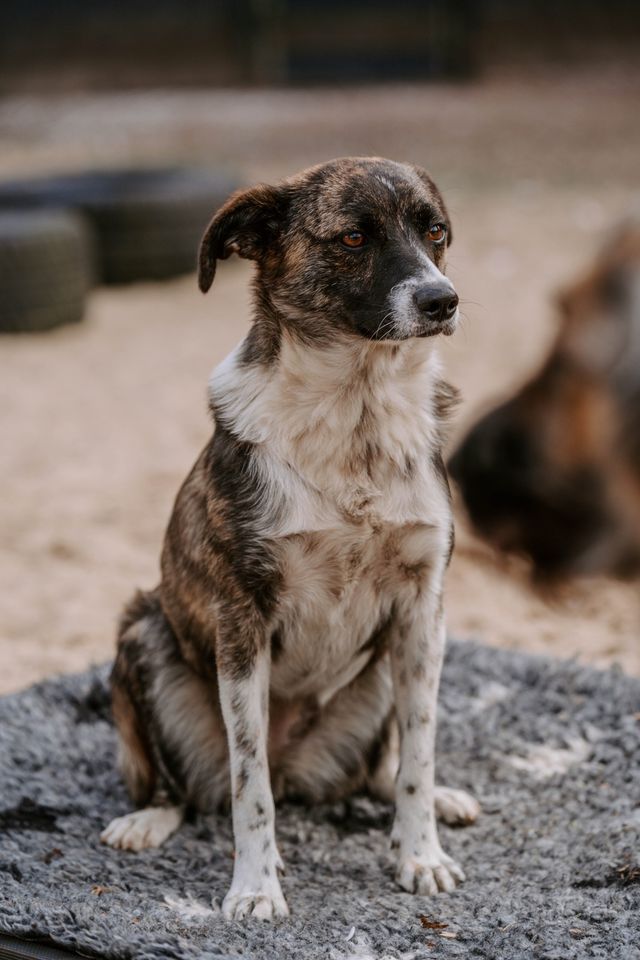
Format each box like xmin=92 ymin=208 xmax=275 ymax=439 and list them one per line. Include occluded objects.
xmin=434 ymin=786 xmax=480 ymax=826
xmin=100 ymin=806 xmax=182 ymax=851
xmin=395 ymin=849 xmax=465 ymax=895
xmin=222 ymin=880 xmax=289 ymax=921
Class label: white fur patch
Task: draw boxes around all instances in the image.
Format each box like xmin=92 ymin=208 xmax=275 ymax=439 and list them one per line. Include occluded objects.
xmin=507 ymin=738 xmax=591 ymax=779
xmin=434 ymin=786 xmax=481 ymax=825
xmin=387 ymin=253 xmax=458 ymax=339
xmin=100 ymin=806 xmax=183 ymax=851
xmin=218 ymin=652 xmax=289 ymax=920
xmin=210 ymin=334 xmax=452 ymax=531
xmin=211 ymin=333 xmax=453 ymax=705
xmin=163 ymin=894 xmax=217 ymax=919
xmin=210 ymin=333 xmax=445 ymax=487
xmin=375 ymin=174 xmax=398 ymax=195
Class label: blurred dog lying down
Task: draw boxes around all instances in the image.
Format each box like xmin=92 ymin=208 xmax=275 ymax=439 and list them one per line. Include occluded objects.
xmin=450 ymin=221 xmax=640 ymax=581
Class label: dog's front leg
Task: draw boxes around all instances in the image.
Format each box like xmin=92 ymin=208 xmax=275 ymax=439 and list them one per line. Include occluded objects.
xmin=390 ymin=593 xmax=465 ymax=895
xmin=217 ymin=632 xmax=288 ymax=920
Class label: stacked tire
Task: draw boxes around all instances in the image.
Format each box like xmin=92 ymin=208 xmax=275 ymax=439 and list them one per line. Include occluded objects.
xmin=0 ymin=211 xmax=93 ymax=333
xmin=0 ymin=168 xmax=241 ymax=333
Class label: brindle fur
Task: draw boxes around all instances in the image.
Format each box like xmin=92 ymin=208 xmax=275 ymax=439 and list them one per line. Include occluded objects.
xmin=450 ymin=221 xmax=640 ymax=580
xmin=102 ymin=157 xmax=478 ymax=920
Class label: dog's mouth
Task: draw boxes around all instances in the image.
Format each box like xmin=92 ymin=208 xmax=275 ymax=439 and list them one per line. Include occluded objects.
xmin=369 ymin=307 xmax=459 ymax=342
xmin=413 ymin=308 xmax=459 ymax=339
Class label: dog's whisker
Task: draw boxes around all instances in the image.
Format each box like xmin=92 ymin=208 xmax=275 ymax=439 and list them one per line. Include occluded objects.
xmin=371 ymin=313 xmax=397 ymax=340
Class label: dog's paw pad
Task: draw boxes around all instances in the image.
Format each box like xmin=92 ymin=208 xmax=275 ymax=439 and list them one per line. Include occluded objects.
xmin=396 ymin=852 xmax=465 ymax=895
xmin=222 ymin=886 xmax=289 ymax=921
xmin=434 ymin=786 xmax=480 ymax=826
xmin=100 ymin=806 xmax=182 ymax=851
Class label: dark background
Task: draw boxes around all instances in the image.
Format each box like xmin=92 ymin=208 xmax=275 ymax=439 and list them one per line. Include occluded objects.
xmin=1 ymin=0 xmax=639 ymax=91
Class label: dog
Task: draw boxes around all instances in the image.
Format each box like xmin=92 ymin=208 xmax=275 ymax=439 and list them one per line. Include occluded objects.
xmin=450 ymin=221 xmax=640 ymax=580
xmin=100 ymin=157 xmax=479 ymax=920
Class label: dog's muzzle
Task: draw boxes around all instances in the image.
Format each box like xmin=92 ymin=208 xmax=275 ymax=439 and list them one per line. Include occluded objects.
xmin=413 ymin=280 xmax=459 ymax=336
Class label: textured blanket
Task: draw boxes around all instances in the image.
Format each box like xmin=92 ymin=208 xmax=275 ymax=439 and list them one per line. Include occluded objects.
xmin=1 ymin=641 xmax=639 ymax=960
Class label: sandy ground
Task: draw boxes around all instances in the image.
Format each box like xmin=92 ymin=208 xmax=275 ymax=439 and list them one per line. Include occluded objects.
xmin=1 ymin=69 xmax=639 ymax=693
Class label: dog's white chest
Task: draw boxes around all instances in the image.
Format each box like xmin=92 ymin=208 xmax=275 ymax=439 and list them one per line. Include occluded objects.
xmin=270 ymin=494 xmax=447 ymax=700
xmin=210 ymin=333 xmax=453 ymax=700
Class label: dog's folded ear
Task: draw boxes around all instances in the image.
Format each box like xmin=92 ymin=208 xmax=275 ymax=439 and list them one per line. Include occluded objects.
xmin=198 ymin=184 xmax=289 ymax=293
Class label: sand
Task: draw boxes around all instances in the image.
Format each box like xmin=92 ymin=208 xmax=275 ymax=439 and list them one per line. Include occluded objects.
xmin=1 ymin=69 xmax=639 ymax=693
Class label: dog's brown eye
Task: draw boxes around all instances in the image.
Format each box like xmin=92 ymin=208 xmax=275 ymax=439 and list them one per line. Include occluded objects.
xmin=341 ymin=231 xmax=366 ymax=248
xmin=428 ymin=224 xmax=446 ymax=244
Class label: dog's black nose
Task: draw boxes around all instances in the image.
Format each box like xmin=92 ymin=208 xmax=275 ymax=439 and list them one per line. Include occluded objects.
xmin=413 ymin=282 xmax=458 ymax=323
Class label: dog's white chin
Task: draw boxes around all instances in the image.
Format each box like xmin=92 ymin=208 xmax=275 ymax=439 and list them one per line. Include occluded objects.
xmin=378 ymin=308 xmax=459 ymax=342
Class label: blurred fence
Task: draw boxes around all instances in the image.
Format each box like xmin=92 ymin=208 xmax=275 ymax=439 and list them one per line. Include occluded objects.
xmin=0 ymin=0 xmax=476 ymax=89
xmin=0 ymin=0 xmax=638 ymax=91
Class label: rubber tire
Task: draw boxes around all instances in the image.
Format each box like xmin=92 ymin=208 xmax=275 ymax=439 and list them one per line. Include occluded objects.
xmin=0 ymin=211 xmax=93 ymax=333
xmin=0 ymin=168 xmax=241 ymax=285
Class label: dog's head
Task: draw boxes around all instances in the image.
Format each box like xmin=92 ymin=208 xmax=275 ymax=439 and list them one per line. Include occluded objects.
xmin=198 ymin=157 xmax=457 ymax=343
xmin=449 ymin=221 xmax=640 ymax=580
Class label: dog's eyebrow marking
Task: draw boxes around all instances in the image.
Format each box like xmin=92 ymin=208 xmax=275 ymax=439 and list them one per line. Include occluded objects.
xmin=300 ymin=225 xmax=340 ymax=243
xmin=376 ymin=174 xmax=398 ymax=194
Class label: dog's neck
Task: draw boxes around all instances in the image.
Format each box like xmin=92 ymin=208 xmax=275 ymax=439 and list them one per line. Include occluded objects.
xmin=209 ymin=329 xmax=446 ymax=493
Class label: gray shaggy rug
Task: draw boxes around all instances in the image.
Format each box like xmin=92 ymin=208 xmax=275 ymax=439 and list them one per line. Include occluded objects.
xmin=1 ymin=640 xmax=639 ymax=960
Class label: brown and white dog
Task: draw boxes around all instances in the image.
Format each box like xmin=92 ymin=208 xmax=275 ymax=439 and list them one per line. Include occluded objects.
xmin=100 ymin=157 xmax=479 ymax=920
xmin=450 ymin=221 xmax=640 ymax=580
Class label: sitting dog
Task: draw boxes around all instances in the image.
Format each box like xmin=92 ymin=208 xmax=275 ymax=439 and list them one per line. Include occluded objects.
xmin=101 ymin=157 xmax=479 ymax=920
xmin=450 ymin=221 xmax=640 ymax=580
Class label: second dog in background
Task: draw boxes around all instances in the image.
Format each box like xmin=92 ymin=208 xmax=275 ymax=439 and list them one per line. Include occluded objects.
xmin=451 ymin=221 xmax=640 ymax=581
xmin=101 ymin=157 xmax=479 ymax=920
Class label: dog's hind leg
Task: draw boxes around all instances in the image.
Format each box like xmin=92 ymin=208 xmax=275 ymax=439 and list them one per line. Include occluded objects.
xmin=101 ymin=589 xmax=228 ymax=851
xmin=434 ymin=786 xmax=480 ymax=825
xmin=281 ymin=657 xmax=480 ymax=825
xmin=280 ymin=655 xmax=395 ymax=802
xmin=367 ymin=722 xmax=479 ymax=825
xmin=100 ymin=800 xmax=184 ymax=852
xmin=100 ymin=591 xmax=184 ymax=850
